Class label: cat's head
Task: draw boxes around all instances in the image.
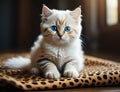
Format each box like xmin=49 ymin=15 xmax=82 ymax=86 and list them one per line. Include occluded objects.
xmin=40 ymin=5 xmax=82 ymax=46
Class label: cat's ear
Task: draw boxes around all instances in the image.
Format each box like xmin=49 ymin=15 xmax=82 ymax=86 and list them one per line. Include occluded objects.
xmin=42 ymin=4 xmax=52 ymax=17
xmin=70 ymin=6 xmax=81 ymax=19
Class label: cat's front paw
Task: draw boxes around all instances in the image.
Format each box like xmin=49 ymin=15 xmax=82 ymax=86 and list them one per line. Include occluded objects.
xmin=63 ymin=70 xmax=79 ymax=78
xmin=45 ymin=71 xmax=60 ymax=79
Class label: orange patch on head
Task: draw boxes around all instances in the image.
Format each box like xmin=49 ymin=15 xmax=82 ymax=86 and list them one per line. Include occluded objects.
xmin=59 ymin=19 xmax=65 ymax=26
xmin=68 ymin=29 xmax=78 ymax=34
xmin=73 ymin=29 xmax=78 ymax=34
xmin=68 ymin=29 xmax=78 ymax=38
xmin=67 ymin=31 xmax=74 ymax=38
xmin=68 ymin=31 xmax=73 ymax=35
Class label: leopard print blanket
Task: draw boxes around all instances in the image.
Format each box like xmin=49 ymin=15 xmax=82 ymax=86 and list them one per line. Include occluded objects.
xmin=0 ymin=53 xmax=120 ymax=90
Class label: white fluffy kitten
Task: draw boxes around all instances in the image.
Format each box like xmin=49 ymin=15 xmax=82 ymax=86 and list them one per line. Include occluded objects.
xmin=3 ymin=5 xmax=84 ymax=79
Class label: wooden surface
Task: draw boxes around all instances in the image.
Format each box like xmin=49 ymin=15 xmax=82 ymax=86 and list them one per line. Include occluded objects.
xmin=1 ymin=86 xmax=120 ymax=91
xmin=46 ymin=87 xmax=120 ymax=92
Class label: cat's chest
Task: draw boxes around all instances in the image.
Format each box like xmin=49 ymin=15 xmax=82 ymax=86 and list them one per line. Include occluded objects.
xmin=47 ymin=47 xmax=66 ymax=59
xmin=47 ymin=47 xmax=72 ymax=69
xmin=46 ymin=46 xmax=74 ymax=62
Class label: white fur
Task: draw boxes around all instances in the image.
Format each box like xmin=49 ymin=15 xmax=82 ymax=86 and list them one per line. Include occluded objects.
xmin=3 ymin=35 xmax=42 ymax=70
xmin=30 ymin=34 xmax=84 ymax=78
xmin=31 ymin=35 xmax=43 ymax=56
xmin=3 ymin=56 xmax=31 ymax=69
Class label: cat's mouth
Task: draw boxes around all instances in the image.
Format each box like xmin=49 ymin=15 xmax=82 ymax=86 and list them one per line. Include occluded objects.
xmin=53 ymin=36 xmax=69 ymax=44
xmin=59 ymin=37 xmax=66 ymax=41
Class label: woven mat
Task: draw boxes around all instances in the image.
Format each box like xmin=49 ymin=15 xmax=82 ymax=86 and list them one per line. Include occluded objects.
xmin=0 ymin=53 xmax=120 ymax=90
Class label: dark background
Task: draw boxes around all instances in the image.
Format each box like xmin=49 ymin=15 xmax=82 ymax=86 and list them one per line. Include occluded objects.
xmin=0 ymin=0 xmax=87 ymax=51
xmin=0 ymin=0 xmax=120 ymax=61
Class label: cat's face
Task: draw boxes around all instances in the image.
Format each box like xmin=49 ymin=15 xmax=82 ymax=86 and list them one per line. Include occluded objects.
xmin=40 ymin=5 xmax=82 ymax=46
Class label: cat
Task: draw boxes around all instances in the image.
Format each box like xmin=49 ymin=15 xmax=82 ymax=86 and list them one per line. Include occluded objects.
xmin=3 ymin=5 xmax=84 ymax=79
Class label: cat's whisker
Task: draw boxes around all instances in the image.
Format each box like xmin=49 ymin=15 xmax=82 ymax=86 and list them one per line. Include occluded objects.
xmin=80 ymin=34 xmax=88 ymax=51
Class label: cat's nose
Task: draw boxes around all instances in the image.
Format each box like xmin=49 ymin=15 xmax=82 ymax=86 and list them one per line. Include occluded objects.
xmin=58 ymin=34 xmax=63 ymax=38
xmin=59 ymin=36 xmax=63 ymax=40
xmin=57 ymin=31 xmax=64 ymax=38
xmin=58 ymin=35 xmax=63 ymax=40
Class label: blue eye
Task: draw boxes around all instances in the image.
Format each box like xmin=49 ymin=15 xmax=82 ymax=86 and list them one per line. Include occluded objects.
xmin=51 ymin=25 xmax=57 ymax=31
xmin=64 ymin=26 xmax=71 ymax=32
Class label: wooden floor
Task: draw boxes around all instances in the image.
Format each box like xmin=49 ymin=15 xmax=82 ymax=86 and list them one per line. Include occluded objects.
xmin=86 ymin=51 xmax=120 ymax=62
xmin=1 ymin=86 xmax=120 ymax=92
xmin=47 ymin=87 xmax=120 ymax=92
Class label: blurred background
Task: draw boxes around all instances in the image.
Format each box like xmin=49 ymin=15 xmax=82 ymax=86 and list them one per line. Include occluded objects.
xmin=0 ymin=0 xmax=120 ymax=61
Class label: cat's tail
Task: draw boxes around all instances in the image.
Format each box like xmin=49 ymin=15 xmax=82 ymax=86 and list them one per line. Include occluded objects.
xmin=3 ymin=56 xmax=31 ymax=70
